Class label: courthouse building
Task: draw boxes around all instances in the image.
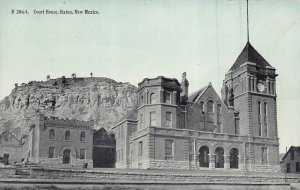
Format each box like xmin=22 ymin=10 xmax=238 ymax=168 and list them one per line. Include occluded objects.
xmin=112 ymin=42 xmax=280 ymax=172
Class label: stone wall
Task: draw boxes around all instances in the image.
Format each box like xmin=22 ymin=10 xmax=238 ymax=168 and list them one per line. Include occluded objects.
xmin=0 ymin=166 xmax=16 ymax=178
xmin=38 ymin=157 xmax=93 ymax=169
xmin=29 ymin=167 xmax=299 ymax=184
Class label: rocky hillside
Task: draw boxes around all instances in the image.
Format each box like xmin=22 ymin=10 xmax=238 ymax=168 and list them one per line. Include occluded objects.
xmin=0 ymin=77 xmax=137 ymax=138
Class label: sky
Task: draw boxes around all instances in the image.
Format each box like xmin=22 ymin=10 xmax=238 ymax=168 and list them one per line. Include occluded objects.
xmin=0 ymin=0 xmax=299 ymax=153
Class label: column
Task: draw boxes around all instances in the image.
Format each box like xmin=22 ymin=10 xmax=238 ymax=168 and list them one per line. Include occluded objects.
xmin=253 ymin=77 xmax=257 ymax=92
xmin=209 ymin=154 xmax=215 ymax=169
xmin=224 ymin=155 xmax=230 ymax=169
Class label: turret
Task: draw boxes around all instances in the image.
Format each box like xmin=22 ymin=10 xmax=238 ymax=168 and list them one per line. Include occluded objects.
xmin=180 ymin=72 xmax=189 ymax=104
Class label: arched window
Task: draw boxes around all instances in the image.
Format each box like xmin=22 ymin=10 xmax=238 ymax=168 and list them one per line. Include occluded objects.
xmin=264 ymin=102 xmax=267 ymax=116
xmin=216 ymin=104 xmax=221 ymax=114
xmin=215 ymin=147 xmax=224 ymax=168
xmin=150 ymin=93 xmax=156 ymax=104
xmin=207 ymin=100 xmax=214 ymax=113
xmin=258 ymin=101 xmax=261 ymax=116
xmin=80 ymin=131 xmax=85 ymax=141
xmin=199 ymin=146 xmax=209 ymax=167
xmin=49 ymin=129 xmax=55 ymax=140
xmin=65 ymin=130 xmax=70 ymax=141
xmin=199 ymin=101 xmax=204 ymax=111
xmin=229 ymin=148 xmax=239 ymax=169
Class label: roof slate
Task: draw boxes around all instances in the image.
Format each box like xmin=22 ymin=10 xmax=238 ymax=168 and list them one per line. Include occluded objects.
xmin=229 ymin=42 xmax=272 ymax=72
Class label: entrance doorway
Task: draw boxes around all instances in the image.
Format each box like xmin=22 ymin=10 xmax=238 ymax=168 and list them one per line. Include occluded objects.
xmin=63 ymin=149 xmax=71 ymax=164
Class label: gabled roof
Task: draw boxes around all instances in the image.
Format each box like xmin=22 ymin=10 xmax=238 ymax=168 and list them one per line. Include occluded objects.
xmin=229 ymin=42 xmax=273 ymax=72
xmin=281 ymin=146 xmax=300 ymax=161
xmin=188 ymin=85 xmax=208 ymax=103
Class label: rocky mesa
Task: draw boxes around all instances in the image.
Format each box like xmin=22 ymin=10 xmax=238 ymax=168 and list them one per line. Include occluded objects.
xmin=0 ymin=76 xmax=137 ymax=138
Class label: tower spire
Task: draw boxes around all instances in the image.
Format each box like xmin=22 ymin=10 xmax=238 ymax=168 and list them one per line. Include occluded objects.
xmin=247 ymin=0 xmax=249 ymax=42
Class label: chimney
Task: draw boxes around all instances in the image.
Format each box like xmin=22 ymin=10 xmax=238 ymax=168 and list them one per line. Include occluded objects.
xmin=181 ymin=72 xmax=189 ymax=103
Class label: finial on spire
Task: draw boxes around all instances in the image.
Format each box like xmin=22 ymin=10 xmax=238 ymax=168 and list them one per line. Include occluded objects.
xmin=247 ymin=0 xmax=249 ymax=42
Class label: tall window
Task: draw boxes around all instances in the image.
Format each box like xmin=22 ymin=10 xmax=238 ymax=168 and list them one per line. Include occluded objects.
xmin=258 ymin=124 xmax=262 ymax=137
xmin=49 ymin=129 xmax=55 ymax=140
xmin=234 ymin=118 xmax=240 ymax=134
xmin=261 ymin=147 xmax=268 ymax=165
xmin=199 ymin=146 xmax=209 ymax=167
xmin=166 ymin=112 xmax=172 ymax=127
xmin=207 ymin=100 xmax=214 ymax=113
xmin=48 ymin=147 xmax=54 ymax=158
xmin=120 ymin=125 xmax=124 ymax=139
xmin=150 ymin=112 xmax=157 ymax=126
xmin=217 ymin=104 xmax=222 ymax=132
xmin=264 ymin=102 xmax=267 ymax=116
xmin=165 ymin=139 xmax=174 ymax=160
xmin=199 ymin=101 xmax=204 ymax=111
xmin=140 ymin=114 xmax=143 ymax=128
xmin=258 ymin=101 xmax=261 ymax=123
xmin=164 ymin=92 xmax=171 ymax=104
xmin=138 ymin=141 xmax=143 ymax=156
xmin=296 ymin=162 xmax=300 ymax=172
xmin=80 ymin=131 xmax=85 ymax=141
xmin=150 ymin=93 xmax=156 ymax=104
xmin=65 ymin=130 xmax=70 ymax=141
xmin=80 ymin=149 xmax=85 ymax=159
xmin=291 ymin=150 xmax=295 ymax=160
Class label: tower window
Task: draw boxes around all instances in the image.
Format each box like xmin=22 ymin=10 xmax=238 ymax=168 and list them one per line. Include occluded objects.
xmin=166 ymin=112 xmax=172 ymax=127
xmin=138 ymin=141 xmax=143 ymax=156
xmin=261 ymin=147 xmax=268 ymax=165
xmin=150 ymin=93 xmax=156 ymax=104
xmin=150 ymin=112 xmax=157 ymax=126
xmin=164 ymin=92 xmax=171 ymax=104
xmin=140 ymin=114 xmax=143 ymax=128
xmin=207 ymin=100 xmax=214 ymax=113
xmin=296 ymin=162 xmax=299 ymax=172
xmin=140 ymin=95 xmax=144 ymax=105
xmin=264 ymin=102 xmax=267 ymax=116
xmin=234 ymin=118 xmax=240 ymax=134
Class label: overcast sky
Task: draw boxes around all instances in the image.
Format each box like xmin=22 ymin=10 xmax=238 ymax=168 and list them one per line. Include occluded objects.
xmin=0 ymin=0 xmax=299 ymax=153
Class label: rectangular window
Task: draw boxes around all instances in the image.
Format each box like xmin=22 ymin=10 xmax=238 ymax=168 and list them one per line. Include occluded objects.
xmin=164 ymin=92 xmax=171 ymax=104
xmin=261 ymin=147 xmax=268 ymax=165
xmin=80 ymin=149 xmax=85 ymax=159
xmin=150 ymin=112 xmax=157 ymax=126
xmin=166 ymin=112 xmax=172 ymax=127
xmin=258 ymin=124 xmax=262 ymax=137
xmin=165 ymin=139 xmax=174 ymax=160
xmin=296 ymin=162 xmax=300 ymax=172
xmin=234 ymin=118 xmax=239 ymax=134
xmin=48 ymin=147 xmax=54 ymax=158
xmin=138 ymin=141 xmax=143 ymax=156
xmin=291 ymin=150 xmax=295 ymax=160
xmin=287 ymin=163 xmax=290 ymax=173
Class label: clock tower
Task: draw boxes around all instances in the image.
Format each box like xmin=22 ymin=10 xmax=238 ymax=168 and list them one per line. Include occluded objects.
xmin=222 ymin=41 xmax=280 ymax=171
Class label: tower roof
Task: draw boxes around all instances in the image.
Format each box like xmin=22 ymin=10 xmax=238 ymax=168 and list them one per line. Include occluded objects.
xmin=229 ymin=42 xmax=272 ymax=72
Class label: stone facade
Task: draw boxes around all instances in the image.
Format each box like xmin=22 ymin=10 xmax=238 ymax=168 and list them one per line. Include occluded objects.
xmin=28 ymin=114 xmax=94 ymax=168
xmin=112 ymin=42 xmax=280 ymax=172
xmin=280 ymin=146 xmax=300 ymax=174
xmin=0 ymin=131 xmax=24 ymax=165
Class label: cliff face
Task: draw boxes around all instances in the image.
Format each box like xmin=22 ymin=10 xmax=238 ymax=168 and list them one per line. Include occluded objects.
xmin=0 ymin=77 xmax=137 ymax=138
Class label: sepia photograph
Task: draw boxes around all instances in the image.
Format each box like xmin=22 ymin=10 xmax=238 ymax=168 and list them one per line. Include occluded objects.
xmin=0 ymin=0 xmax=299 ymax=189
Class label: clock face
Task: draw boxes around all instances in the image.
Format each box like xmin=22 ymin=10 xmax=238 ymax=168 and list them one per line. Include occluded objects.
xmin=257 ymin=82 xmax=265 ymax=92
